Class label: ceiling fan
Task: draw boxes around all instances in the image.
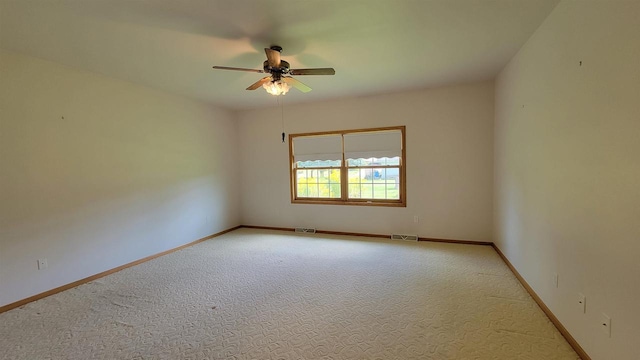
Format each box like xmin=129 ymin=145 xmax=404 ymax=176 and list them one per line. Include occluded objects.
xmin=212 ymin=46 xmax=335 ymax=96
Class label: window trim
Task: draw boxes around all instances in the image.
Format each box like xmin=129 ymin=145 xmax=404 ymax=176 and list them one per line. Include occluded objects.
xmin=289 ymin=126 xmax=406 ymax=207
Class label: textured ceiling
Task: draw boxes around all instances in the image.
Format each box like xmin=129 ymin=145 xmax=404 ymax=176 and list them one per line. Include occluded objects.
xmin=0 ymin=0 xmax=559 ymax=110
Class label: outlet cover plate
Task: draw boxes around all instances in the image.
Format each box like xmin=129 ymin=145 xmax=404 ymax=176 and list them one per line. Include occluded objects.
xmin=601 ymin=313 xmax=611 ymax=337
xmin=578 ymin=293 xmax=586 ymax=313
xmin=37 ymin=258 xmax=48 ymax=270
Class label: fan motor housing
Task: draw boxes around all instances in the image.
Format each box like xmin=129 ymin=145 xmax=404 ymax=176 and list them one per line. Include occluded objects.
xmin=264 ymin=60 xmax=290 ymax=74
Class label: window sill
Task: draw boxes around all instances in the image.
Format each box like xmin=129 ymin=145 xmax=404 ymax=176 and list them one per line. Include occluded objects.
xmin=291 ymin=199 xmax=406 ymax=207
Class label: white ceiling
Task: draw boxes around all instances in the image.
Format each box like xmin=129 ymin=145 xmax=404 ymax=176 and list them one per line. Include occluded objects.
xmin=0 ymin=0 xmax=559 ymax=110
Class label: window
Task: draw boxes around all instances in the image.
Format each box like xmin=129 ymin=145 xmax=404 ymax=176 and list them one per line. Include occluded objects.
xmin=289 ymin=126 xmax=405 ymax=206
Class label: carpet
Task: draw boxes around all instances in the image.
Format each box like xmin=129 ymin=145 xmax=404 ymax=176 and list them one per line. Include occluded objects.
xmin=0 ymin=228 xmax=579 ymax=359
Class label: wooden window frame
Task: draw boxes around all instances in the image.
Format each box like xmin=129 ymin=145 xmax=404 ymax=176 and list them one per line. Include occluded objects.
xmin=289 ymin=126 xmax=406 ymax=207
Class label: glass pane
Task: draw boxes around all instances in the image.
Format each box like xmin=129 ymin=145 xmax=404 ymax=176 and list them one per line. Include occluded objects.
xmin=370 ymin=168 xmax=384 ymax=180
xmin=347 ymin=158 xmax=367 ymax=166
xmin=361 ymin=184 xmax=373 ymax=199
xmin=348 ymin=169 xmax=359 ymax=181
xmin=297 ymin=184 xmax=308 ymax=197
xmin=318 ymin=169 xmax=330 ymax=183
xmin=384 ymin=157 xmax=401 ymax=166
xmin=373 ymin=184 xmax=386 ymax=199
xmin=347 ymin=172 xmax=401 ymax=200
xmin=386 ymin=182 xmax=400 ymax=199
xmin=329 ymin=169 xmax=340 ymax=183
xmin=362 ymin=168 xmax=373 ymax=183
xmin=384 ymin=167 xmax=400 ymax=180
xmin=297 ymin=160 xmax=341 ymax=168
xmin=329 ymin=183 xmax=341 ymax=198
xmin=318 ymin=183 xmax=330 ymax=197
xmin=308 ymin=183 xmax=319 ymax=197
xmin=346 ymin=156 xmax=400 ymax=167
xmin=296 ymin=169 xmax=340 ymax=198
xmin=348 ymin=184 xmax=361 ymax=198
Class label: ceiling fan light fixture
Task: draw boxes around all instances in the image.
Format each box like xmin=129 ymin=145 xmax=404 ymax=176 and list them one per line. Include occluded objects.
xmin=212 ymin=46 xmax=334 ymax=95
xmin=263 ymin=79 xmax=290 ymax=96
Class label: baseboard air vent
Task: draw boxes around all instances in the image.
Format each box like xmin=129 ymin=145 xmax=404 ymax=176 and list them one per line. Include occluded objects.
xmin=391 ymin=234 xmax=418 ymax=241
xmin=295 ymin=227 xmax=316 ymax=234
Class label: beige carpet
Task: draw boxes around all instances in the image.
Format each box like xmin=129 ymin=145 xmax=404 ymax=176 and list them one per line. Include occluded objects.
xmin=0 ymin=228 xmax=578 ymax=359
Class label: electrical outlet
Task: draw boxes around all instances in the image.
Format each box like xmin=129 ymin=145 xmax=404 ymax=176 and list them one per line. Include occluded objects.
xmin=601 ymin=313 xmax=611 ymax=337
xmin=577 ymin=293 xmax=586 ymax=313
xmin=37 ymin=258 xmax=48 ymax=270
xmin=553 ymin=273 xmax=559 ymax=288
xmin=413 ymin=215 xmax=419 ymax=223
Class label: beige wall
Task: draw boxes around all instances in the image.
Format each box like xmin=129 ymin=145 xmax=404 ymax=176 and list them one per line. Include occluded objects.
xmin=494 ymin=1 xmax=640 ymax=359
xmin=0 ymin=50 xmax=240 ymax=307
xmin=8 ymin=3 xmax=638 ymax=357
xmin=237 ymin=82 xmax=494 ymax=242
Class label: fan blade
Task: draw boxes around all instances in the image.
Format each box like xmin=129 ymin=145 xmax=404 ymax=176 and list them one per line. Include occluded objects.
xmin=283 ymin=76 xmax=312 ymax=93
xmin=264 ymin=48 xmax=281 ymax=68
xmin=212 ymin=66 xmax=264 ymax=73
xmin=246 ymin=76 xmax=273 ymax=90
xmin=289 ymin=68 xmax=335 ymax=76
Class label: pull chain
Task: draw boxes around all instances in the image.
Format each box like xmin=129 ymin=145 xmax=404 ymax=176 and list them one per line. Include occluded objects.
xmin=279 ymin=95 xmax=285 ymax=143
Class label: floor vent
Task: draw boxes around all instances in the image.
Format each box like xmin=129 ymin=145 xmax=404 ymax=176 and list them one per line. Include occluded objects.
xmin=391 ymin=234 xmax=419 ymax=241
xmin=295 ymin=227 xmax=317 ymax=234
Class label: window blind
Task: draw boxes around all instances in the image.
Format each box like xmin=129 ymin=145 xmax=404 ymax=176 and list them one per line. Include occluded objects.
xmin=292 ymin=134 xmax=343 ymax=162
xmin=343 ymin=130 xmax=402 ymax=160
